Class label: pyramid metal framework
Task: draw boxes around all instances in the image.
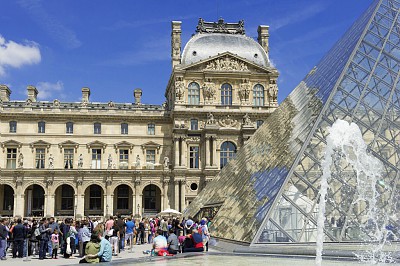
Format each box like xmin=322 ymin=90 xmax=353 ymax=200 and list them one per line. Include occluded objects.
xmin=184 ymin=0 xmax=400 ymax=245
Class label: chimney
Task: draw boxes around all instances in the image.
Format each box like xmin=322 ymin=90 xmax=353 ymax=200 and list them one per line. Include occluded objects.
xmin=0 ymin=85 xmax=11 ymax=102
xmin=257 ymin=25 xmax=269 ymax=55
xmin=81 ymin=87 xmax=90 ymax=103
xmin=27 ymin=85 xmax=38 ymax=102
xmin=171 ymin=21 xmax=182 ymax=68
xmin=134 ymin=88 xmax=142 ymax=104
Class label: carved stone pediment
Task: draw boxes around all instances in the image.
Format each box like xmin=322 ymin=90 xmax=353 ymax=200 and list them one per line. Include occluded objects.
xmin=204 ymin=55 xmax=249 ymax=72
xmin=30 ymin=140 xmax=51 ymax=152
xmin=218 ymin=115 xmax=238 ymax=128
xmin=1 ymin=140 xmax=23 ymax=152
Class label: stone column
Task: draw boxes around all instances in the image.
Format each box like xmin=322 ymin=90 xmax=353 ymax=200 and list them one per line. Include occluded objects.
xmin=180 ymin=180 xmax=186 ymax=211
xmin=205 ymin=136 xmax=211 ymax=167
xmin=14 ymin=185 xmax=24 ymax=217
xmin=105 ymin=182 xmax=113 ymax=217
xmin=182 ymin=138 xmax=188 ymax=167
xmin=134 ymin=181 xmax=141 ymax=216
xmin=174 ymin=138 xmax=180 ymax=167
xmin=76 ymin=182 xmax=84 ymax=219
xmin=163 ymin=180 xmax=169 ymax=210
xmin=46 ymin=193 xmax=55 ymax=217
xmin=174 ymin=181 xmax=179 ymax=210
xmin=212 ymin=137 xmax=218 ymax=167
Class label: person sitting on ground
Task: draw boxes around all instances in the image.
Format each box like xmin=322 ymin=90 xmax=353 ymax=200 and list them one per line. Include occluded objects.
xmin=79 ymin=234 xmax=100 ymax=264
xmin=152 ymin=229 xmax=167 ymax=255
xmin=85 ymin=231 xmax=112 ymax=262
xmin=183 ymin=229 xmax=203 ymax=253
xmin=167 ymin=228 xmax=179 ymax=254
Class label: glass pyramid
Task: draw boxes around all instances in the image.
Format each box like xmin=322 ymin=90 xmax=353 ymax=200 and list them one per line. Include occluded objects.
xmin=184 ymin=0 xmax=400 ymax=245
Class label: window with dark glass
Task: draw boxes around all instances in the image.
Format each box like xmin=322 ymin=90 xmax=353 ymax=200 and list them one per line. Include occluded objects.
xmin=188 ymin=82 xmax=200 ymax=105
xmin=3 ymin=186 xmax=14 ymax=211
xmin=66 ymin=122 xmax=74 ymax=134
xmin=190 ymin=119 xmax=198 ymax=130
xmin=256 ymin=120 xmax=264 ymax=129
xmin=189 ymin=146 xmax=199 ymax=169
xmin=220 ymin=141 xmax=237 ymax=169
xmin=91 ymin=149 xmax=101 ymax=169
xmin=94 ymin=123 xmax=101 ymax=134
xmin=147 ymin=123 xmax=155 ymax=135
xmin=117 ymin=185 xmax=129 ymax=209
xmin=119 ymin=149 xmax=129 ymax=169
xmin=89 ymin=185 xmax=102 ymax=210
xmin=32 ymin=186 xmax=44 ymax=211
xmin=253 ymin=84 xmax=265 ymax=106
xmin=6 ymin=148 xmax=17 ymax=169
xmin=221 ymin=83 xmax=232 ymax=105
xmin=121 ymin=123 xmax=128 ymax=134
xmin=9 ymin=121 xmax=17 ymax=133
xmin=64 ymin=149 xmax=74 ymax=169
xmin=61 ymin=185 xmax=74 ymax=210
xmin=35 ymin=148 xmax=45 ymax=169
xmin=146 ymin=149 xmax=156 ymax=164
xmin=38 ymin=121 xmax=45 ymax=133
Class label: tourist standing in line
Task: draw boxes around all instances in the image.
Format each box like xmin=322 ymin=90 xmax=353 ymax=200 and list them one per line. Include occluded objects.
xmin=185 ymin=217 xmax=194 ymax=235
xmin=48 ymin=217 xmax=59 ymax=257
xmin=79 ymin=221 xmax=91 ymax=257
xmin=105 ymin=216 xmax=114 ymax=236
xmin=0 ymin=218 xmax=8 ymax=260
xmin=125 ymin=217 xmax=135 ymax=249
xmin=39 ymin=218 xmax=51 ymax=260
xmin=116 ymin=214 xmax=125 ymax=251
xmin=51 ymin=229 xmax=60 ymax=259
xmin=12 ymin=218 xmax=26 ymax=258
xmin=109 ymin=221 xmax=120 ymax=256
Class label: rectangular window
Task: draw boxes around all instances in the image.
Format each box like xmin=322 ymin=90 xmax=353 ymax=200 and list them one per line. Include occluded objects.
xmin=94 ymin=123 xmax=101 ymax=134
xmin=91 ymin=149 xmax=102 ymax=169
xmin=256 ymin=120 xmax=264 ymax=129
xmin=35 ymin=148 xmax=45 ymax=169
xmin=61 ymin=186 xmax=74 ymax=210
xmin=66 ymin=122 xmax=74 ymax=134
xmin=147 ymin=124 xmax=155 ymax=135
xmin=6 ymin=148 xmax=17 ymax=169
xmin=121 ymin=123 xmax=128 ymax=134
xmin=9 ymin=121 xmax=17 ymax=133
xmin=146 ymin=149 xmax=156 ymax=164
xmin=190 ymin=119 xmax=198 ymax=130
xmin=117 ymin=186 xmax=129 ymax=209
xmin=89 ymin=186 xmax=102 ymax=210
xmin=189 ymin=146 xmax=199 ymax=169
xmin=64 ymin=149 xmax=74 ymax=169
xmin=119 ymin=149 xmax=129 ymax=169
xmin=38 ymin=121 xmax=45 ymax=133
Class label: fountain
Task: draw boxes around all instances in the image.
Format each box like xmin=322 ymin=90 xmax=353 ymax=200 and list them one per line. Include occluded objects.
xmin=316 ymin=119 xmax=396 ymax=265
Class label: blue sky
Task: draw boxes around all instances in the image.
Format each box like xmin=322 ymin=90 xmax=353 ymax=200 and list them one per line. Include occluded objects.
xmin=0 ymin=0 xmax=372 ymax=104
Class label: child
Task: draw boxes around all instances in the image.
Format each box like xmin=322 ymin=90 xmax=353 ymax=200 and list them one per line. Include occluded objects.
xmin=178 ymin=230 xmax=185 ymax=253
xmin=51 ymin=229 xmax=60 ymax=259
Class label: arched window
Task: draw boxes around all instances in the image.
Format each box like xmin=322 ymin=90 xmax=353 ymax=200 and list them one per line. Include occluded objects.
xmin=188 ymin=82 xmax=200 ymax=105
xmin=221 ymin=83 xmax=232 ymax=105
xmin=220 ymin=141 xmax=237 ymax=169
xmin=253 ymin=84 xmax=264 ymax=106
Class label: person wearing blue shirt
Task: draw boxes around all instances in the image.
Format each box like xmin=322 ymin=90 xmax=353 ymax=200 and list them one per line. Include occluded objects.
xmin=86 ymin=232 xmax=112 ymax=262
xmin=125 ymin=218 xmax=135 ymax=250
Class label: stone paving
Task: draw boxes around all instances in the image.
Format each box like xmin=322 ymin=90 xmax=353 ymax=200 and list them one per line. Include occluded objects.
xmin=2 ymin=243 xmax=157 ymax=265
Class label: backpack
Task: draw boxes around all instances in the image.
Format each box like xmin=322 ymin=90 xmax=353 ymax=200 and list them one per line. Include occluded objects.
xmin=34 ymin=227 xmax=41 ymax=240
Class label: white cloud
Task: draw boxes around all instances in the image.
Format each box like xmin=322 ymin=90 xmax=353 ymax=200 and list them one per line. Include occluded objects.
xmin=0 ymin=35 xmax=41 ymax=76
xmin=35 ymin=80 xmax=64 ymax=100
xmin=269 ymin=3 xmax=328 ymax=31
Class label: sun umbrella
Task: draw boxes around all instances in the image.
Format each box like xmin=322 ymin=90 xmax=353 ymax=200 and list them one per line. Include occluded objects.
xmin=157 ymin=208 xmax=182 ymax=217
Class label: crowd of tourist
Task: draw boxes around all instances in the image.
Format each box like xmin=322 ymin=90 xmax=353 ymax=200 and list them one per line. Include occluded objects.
xmin=0 ymin=214 xmax=211 ymax=262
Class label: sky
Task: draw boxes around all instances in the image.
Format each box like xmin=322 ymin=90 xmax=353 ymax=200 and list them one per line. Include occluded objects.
xmin=0 ymin=0 xmax=373 ymax=104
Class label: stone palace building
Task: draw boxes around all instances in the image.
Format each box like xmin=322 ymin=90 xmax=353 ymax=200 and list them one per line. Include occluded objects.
xmin=0 ymin=18 xmax=279 ymax=219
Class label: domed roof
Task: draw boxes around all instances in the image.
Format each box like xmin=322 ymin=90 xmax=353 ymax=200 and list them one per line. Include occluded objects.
xmin=181 ymin=33 xmax=270 ymax=68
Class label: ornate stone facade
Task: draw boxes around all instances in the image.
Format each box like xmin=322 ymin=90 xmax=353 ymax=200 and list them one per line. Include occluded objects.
xmin=0 ymin=19 xmax=279 ymax=220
